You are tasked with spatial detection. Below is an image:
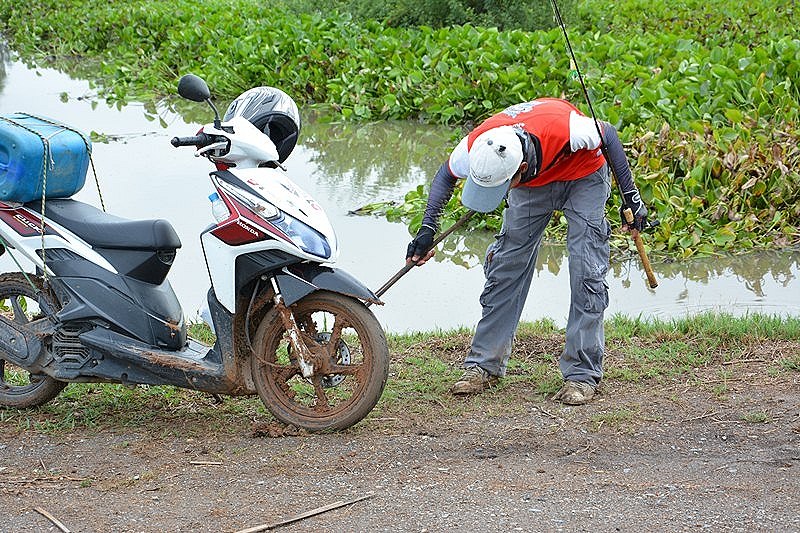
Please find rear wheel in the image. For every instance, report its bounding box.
[0,273,66,408]
[251,291,389,431]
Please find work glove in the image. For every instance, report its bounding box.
[619,188,649,232]
[406,225,435,261]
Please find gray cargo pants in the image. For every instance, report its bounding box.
[465,165,612,385]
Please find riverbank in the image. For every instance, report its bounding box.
[4,313,798,435]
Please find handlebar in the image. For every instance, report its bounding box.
[170,132,228,148]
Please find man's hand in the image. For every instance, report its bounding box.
[406,225,435,266]
[619,188,648,233]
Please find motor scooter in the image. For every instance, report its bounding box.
[0,74,389,431]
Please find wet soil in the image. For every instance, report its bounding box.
[2,359,799,533]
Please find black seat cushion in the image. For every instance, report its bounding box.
[28,199,181,250]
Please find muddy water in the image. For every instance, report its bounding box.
[1,53,798,333]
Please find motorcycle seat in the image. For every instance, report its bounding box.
[28,199,182,250]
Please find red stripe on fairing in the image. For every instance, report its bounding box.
[209,193,293,246]
[229,197,292,242]
[210,220,265,245]
[0,204,60,238]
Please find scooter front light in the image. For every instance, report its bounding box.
[228,186,279,219]
[269,212,331,259]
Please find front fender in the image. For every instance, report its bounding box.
[275,264,382,307]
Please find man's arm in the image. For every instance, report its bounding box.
[600,122,648,231]
[421,163,459,231]
[407,163,458,263]
[600,122,634,195]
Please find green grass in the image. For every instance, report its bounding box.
[2,312,798,435]
[590,406,640,431]
[741,411,772,424]
[187,322,215,345]
[781,355,800,372]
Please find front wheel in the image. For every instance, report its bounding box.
[250,291,389,431]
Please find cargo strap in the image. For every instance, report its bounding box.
[0,114,105,287]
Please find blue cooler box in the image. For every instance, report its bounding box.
[0,113,91,203]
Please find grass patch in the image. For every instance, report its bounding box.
[188,322,216,345]
[741,411,772,424]
[590,406,640,431]
[2,312,798,436]
[780,355,800,372]
[2,383,268,436]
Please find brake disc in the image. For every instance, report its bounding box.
[316,332,350,388]
[288,332,351,388]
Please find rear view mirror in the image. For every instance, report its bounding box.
[177,74,211,103]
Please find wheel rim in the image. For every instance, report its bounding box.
[257,298,377,422]
[0,358,46,395]
[0,282,51,396]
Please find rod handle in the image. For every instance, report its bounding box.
[622,207,658,288]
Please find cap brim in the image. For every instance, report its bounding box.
[461,177,511,213]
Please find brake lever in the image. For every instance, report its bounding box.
[195,141,229,157]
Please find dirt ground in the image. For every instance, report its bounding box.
[2,363,799,533]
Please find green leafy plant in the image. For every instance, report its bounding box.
[0,0,797,258]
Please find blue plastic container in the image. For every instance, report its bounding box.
[0,113,91,203]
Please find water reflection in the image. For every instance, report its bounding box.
[436,231,799,306]
[651,251,797,294]
[303,114,448,181]
[297,113,453,208]
[0,50,797,332]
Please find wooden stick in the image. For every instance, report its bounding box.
[623,207,658,288]
[632,231,658,288]
[680,411,719,423]
[234,495,373,533]
[34,508,71,533]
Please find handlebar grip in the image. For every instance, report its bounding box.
[170,134,207,147]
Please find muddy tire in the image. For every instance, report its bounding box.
[0,273,66,408]
[251,291,389,432]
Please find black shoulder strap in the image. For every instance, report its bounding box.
[517,130,541,184]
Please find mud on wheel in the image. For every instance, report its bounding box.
[250,291,389,432]
[0,273,66,408]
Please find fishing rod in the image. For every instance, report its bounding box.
[548,0,659,289]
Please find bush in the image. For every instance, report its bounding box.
[0,0,797,257]
[281,0,575,31]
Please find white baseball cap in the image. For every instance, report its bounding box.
[462,126,524,213]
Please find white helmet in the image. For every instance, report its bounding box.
[223,86,301,163]
[462,125,524,212]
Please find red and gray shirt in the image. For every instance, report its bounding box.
[448,98,606,187]
[421,98,634,230]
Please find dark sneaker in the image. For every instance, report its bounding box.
[554,381,596,405]
[451,366,499,395]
